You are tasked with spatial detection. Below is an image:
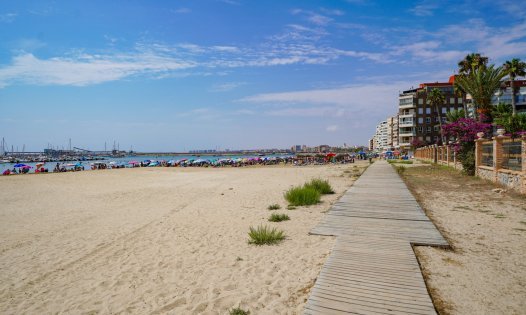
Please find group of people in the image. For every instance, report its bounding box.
[2,153,362,175]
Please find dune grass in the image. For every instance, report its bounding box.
[230,307,250,315]
[284,186,320,206]
[268,213,290,222]
[267,204,281,210]
[248,225,286,245]
[304,178,335,194]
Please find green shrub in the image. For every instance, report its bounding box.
[267,204,281,210]
[284,186,321,206]
[248,225,286,245]
[304,178,335,194]
[268,213,290,222]
[387,160,413,164]
[230,307,250,315]
[287,205,296,210]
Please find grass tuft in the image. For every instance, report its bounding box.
[287,205,297,210]
[248,225,286,245]
[304,178,335,194]
[284,186,321,206]
[230,307,250,315]
[267,204,281,210]
[396,165,406,175]
[268,213,290,222]
[388,160,413,164]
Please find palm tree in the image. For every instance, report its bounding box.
[458,53,489,75]
[503,58,526,116]
[428,88,446,143]
[455,65,506,122]
[456,53,489,118]
[446,109,465,123]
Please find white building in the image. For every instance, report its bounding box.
[372,120,389,151]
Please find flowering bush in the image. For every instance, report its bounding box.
[410,138,426,149]
[442,118,492,145]
[442,118,492,175]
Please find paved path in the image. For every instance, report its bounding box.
[305,161,449,315]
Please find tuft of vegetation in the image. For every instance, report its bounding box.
[236,256,243,261]
[387,160,413,164]
[396,165,406,175]
[230,307,250,315]
[267,204,281,210]
[284,186,321,206]
[287,205,297,210]
[248,225,286,245]
[304,178,335,194]
[268,213,290,222]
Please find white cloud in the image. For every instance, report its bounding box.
[409,1,439,16]
[0,52,195,87]
[0,13,17,23]
[326,125,339,132]
[308,14,332,26]
[210,82,245,92]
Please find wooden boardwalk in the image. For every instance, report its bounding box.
[305,161,449,314]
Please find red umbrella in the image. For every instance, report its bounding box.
[326,152,336,158]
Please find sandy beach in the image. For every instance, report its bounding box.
[0,163,364,314]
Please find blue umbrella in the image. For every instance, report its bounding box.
[13,163,26,167]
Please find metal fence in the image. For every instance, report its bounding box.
[502,140,522,171]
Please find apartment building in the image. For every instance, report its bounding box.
[493,79,526,112]
[398,80,465,150]
[387,115,399,149]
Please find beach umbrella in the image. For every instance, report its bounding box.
[326,152,336,158]
[13,163,26,167]
[36,162,45,167]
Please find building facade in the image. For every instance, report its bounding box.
[398,81,465,150]
[387,115,399,150]
[492,80,526,112]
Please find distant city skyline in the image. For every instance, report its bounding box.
[1,0,525,151]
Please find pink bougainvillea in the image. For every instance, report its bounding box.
[442,118,492,144]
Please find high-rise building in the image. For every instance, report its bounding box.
[398,80,465,150]
[372,120,389,151]
[387,115,399,150]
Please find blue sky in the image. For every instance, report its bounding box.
[1,0,525,152]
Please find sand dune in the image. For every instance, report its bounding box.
[0,163,363,314]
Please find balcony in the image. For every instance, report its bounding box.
[399,142,411,147]
[399,103,416,109]
[399,121,415,127]
[399,132,416,137]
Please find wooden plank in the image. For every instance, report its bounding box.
[304,161,448,314]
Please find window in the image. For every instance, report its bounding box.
[418,117,423,124]
[450,97,455,104]
[458,97,463,103]
[418,108,423,114]
[450,107,455,112]
[435,117,439,122]
[425,108,431,114]
[427,126,431,132]
[418,98,423,104]
[441,107,447,113]
[441,117,447,123]
[417,126,423,132]
[425,117,431,123]
[426,136,431,141]
[434,126,439,131]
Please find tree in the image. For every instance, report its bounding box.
[503,58,526,116]
[455,65,506,122]
[458,53,488,75]
[428,88,446,143]
[491,102,512,120]
[456,53,489,119]
[446,109,465,123]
